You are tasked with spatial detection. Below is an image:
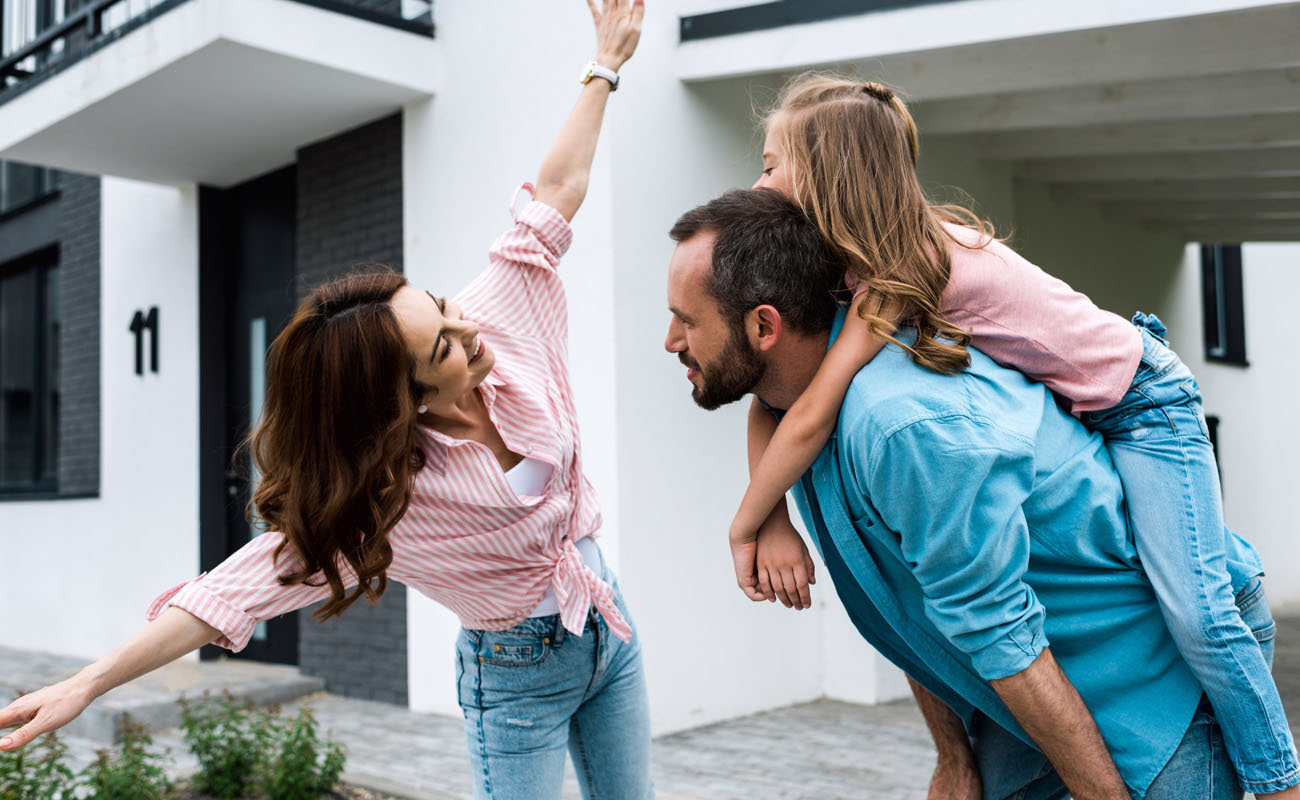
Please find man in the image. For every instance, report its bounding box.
[664,189,1283,800]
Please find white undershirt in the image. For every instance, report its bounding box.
[505,457,602,618]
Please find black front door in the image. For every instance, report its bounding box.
[199,165,299,664]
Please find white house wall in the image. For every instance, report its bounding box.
[1163,244,1300,608]
[0,178,199,659]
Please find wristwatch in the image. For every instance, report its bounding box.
[579,60,619,91]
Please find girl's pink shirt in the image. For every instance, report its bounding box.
[146,189,631,650]
[846,223,1142,413]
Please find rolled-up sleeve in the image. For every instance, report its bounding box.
[455,185,574,342]
[145,531,342,652]
[856,416,1048,680]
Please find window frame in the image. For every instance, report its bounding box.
[0,245,59,495]
[1200,243,1248,367]
[0,161,60,218]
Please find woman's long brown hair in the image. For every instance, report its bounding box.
[771,74,997,374]
[245,271,426,621]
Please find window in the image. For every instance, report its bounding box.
[0,161,59,215]
[1200,243,1247,366]
[0,248,59,493]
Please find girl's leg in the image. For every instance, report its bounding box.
[1085,314,1297,796]
[455,617,594,799]
[567,576,654,799]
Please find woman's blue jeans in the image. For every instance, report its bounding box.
[1080,312,1298,795]
[454,568,654,799]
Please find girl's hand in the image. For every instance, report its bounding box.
[755,520,816,610]
[587,0,644,71]
[0,678,95,751]
[729,519,767,603]
[730,533,766,603]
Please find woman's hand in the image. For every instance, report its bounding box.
[588,0,644,71]
[0,607,218,750]
[0,678,95,751]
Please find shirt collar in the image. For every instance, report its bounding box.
[416,365,506,465]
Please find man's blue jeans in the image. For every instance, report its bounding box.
[1080,313,1297,794]
[454,567,653,799]
[976,576,1279,799]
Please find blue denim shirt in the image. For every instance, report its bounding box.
[787,314,1206,798]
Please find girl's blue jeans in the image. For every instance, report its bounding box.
[454,567,654,799]
[1080,312,1298,795]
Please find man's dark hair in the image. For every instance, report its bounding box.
[669,188,842,335]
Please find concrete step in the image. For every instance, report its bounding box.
[0,646,325,744]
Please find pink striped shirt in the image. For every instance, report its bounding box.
[147,187,631,649]
[847,223,1142,412]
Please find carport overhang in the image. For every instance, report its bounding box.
[678,0,1300,241]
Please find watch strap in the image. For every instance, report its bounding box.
[580,60,619,91]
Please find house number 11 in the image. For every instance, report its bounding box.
[129,306,159,375]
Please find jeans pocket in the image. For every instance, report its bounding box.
[1236,577,1277,653]
[474,631,554,668]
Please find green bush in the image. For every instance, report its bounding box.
[179,693,271,799]
[0,729,76,800]
[257,707,345,800]
[1,698,347,800]
[77,717,174,800]
[178,696,347,800]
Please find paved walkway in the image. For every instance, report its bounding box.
[5,607,1298,799]
[2,648,938,799]
[23,692,937,799]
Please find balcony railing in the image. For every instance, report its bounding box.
[0,0,432,101]
[680,0,967,41]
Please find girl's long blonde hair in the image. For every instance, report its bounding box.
[770,74,995,374]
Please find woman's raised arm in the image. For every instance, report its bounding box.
[0,607,218,751]
[533,0,643,221]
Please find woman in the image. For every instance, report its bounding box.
[0,2,651,798]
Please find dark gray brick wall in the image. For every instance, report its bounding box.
[296,113,403,295]
[299,588,409,704]
[0,170,100,498]
[56,174,101,497]
[294,112,408,705]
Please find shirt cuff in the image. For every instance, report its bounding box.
[511,184,573,259]
[969,617,1049,681]
[145,575,259,653]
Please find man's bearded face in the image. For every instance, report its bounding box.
[678,320,765,411]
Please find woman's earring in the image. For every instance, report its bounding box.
[418,403,428,414]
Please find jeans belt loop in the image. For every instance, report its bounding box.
[552,615,566,646]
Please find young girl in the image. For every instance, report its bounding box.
[0,3,653,798]
[732,74,1298,796]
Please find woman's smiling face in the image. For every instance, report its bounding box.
[389,286,495,414]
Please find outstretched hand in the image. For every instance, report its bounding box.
[0,678,94,751]
[587,0,644,71]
